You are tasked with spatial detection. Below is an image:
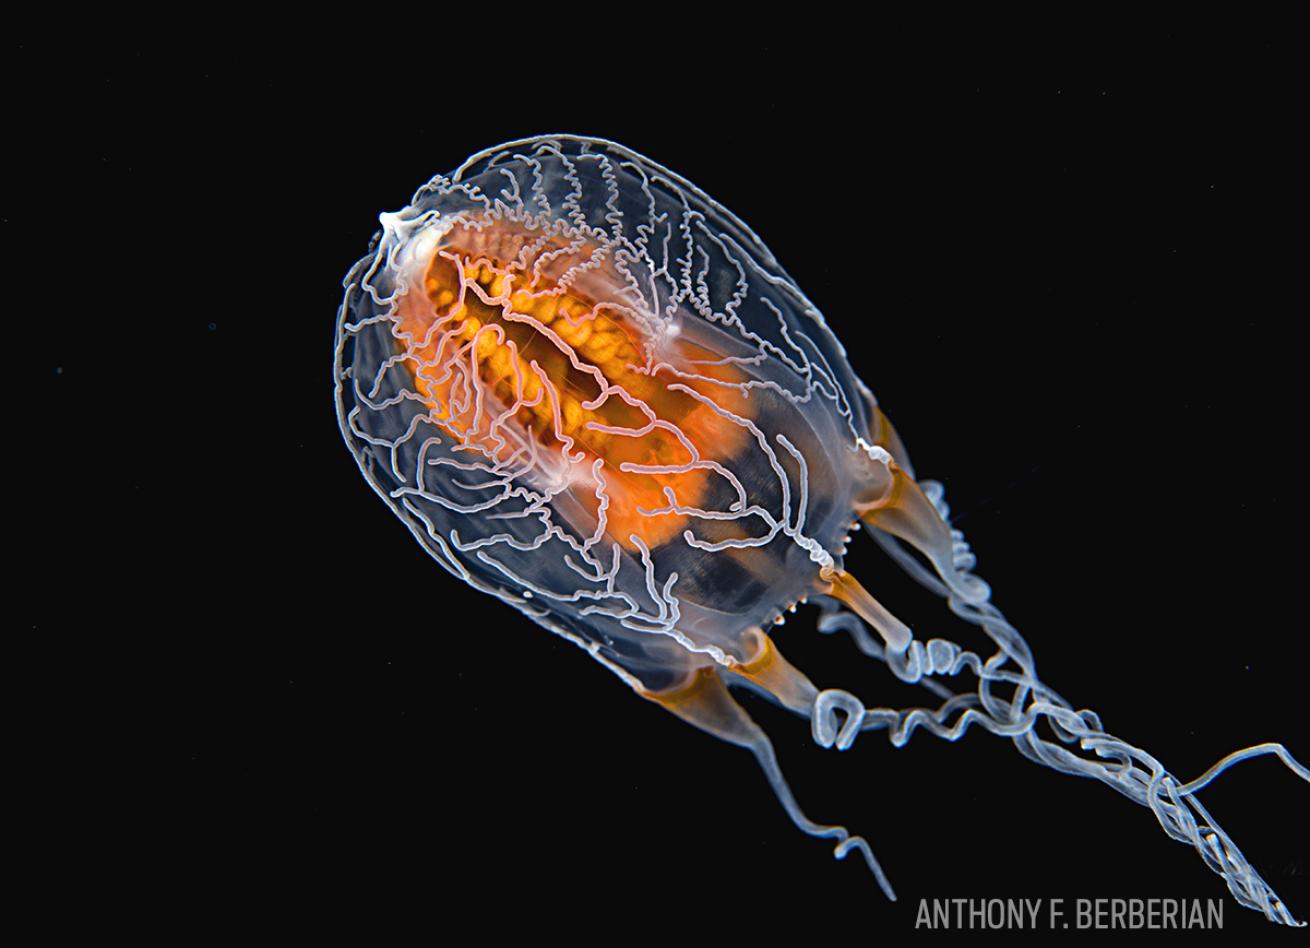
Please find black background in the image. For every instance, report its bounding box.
[20,34,1307,938]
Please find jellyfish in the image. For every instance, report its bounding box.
[333,135,1308,926]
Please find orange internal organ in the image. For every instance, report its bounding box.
[395,219,751,551]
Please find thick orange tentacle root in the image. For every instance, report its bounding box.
[641,666,766,747]
[728,630,819,713]
[821,569,913,652]
[857,413,989,603]
[641,636,816,740]
[393,217,751,551]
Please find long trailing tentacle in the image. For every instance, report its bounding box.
[641,664,897,900]
[814,477,1309,927]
